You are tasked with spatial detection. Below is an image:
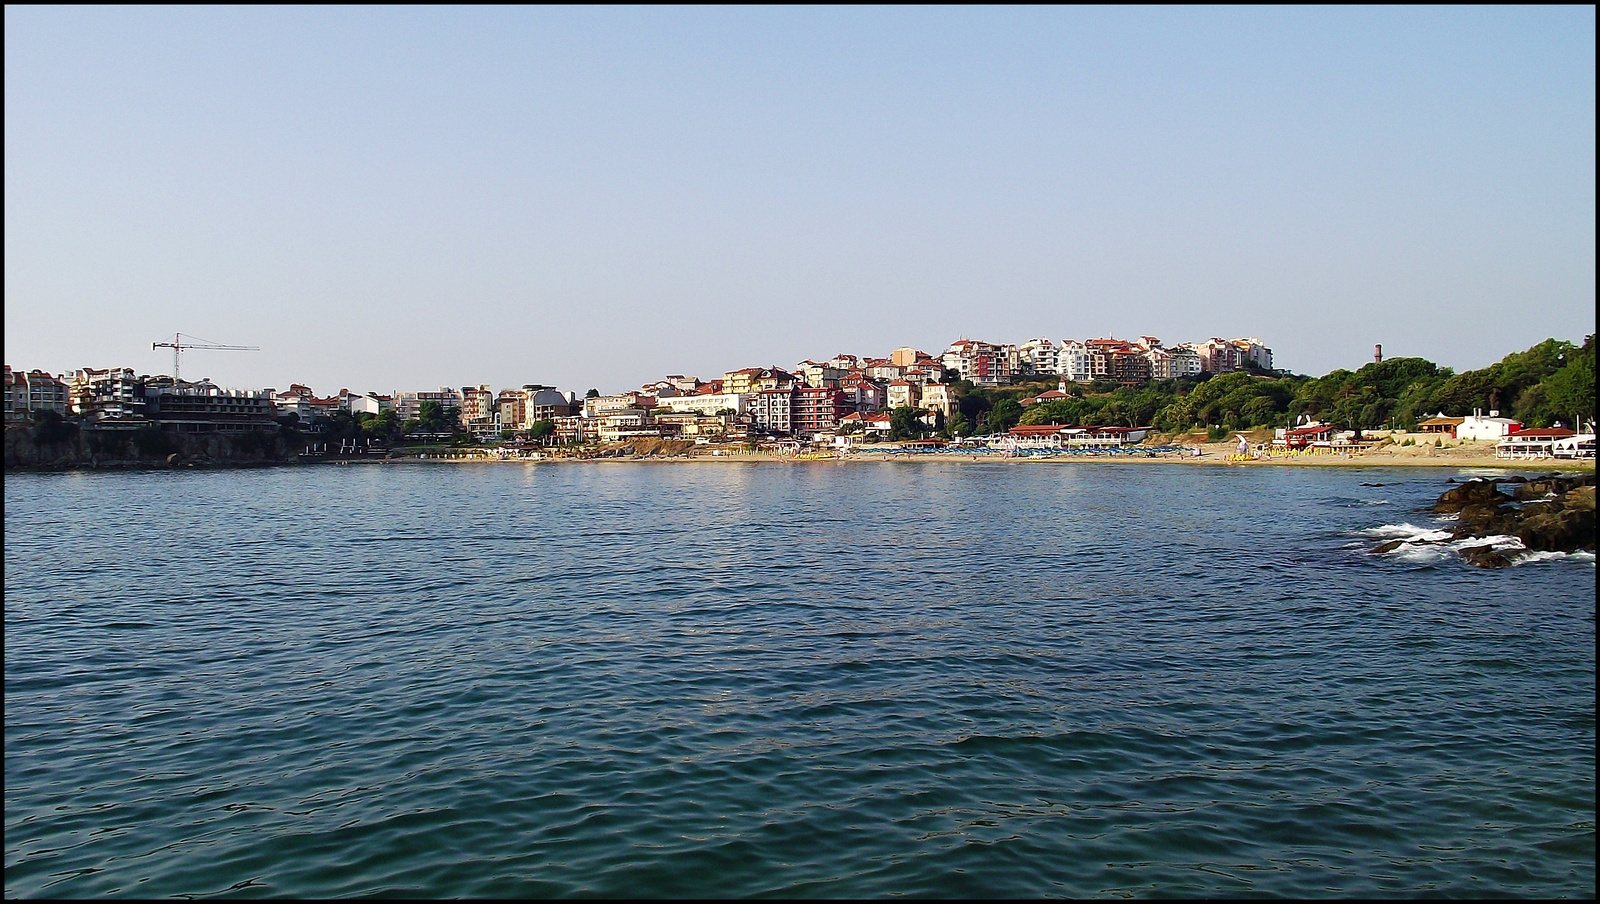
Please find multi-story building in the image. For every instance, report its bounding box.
[1232,338,1274,371]
[141,379,277,433]
[5,367,71,424]
[1178,338,1271,374]
[1058,341,1092,383]
[393,387,465,422]
[753,388,794,434]
[941,339,1016,385]
[71,367,144,423]
[890,347,923,367]
[553,415,592,444]
[2,366,16,424]
[1082,339,1138,382]
[800,362,846,389]
[595,409,655,442]
[497,390,527,430]
[663,375,702,394]
[904,355,948,384]
[866,361,906,382]
[268,384,319,423]
[1018,338,1059,376]
[920,382,955,420]
[347,393,392,416]
[793,386,847,435]
[887,379,921,410]
[838,375,885,414]
[1145,346,1203,379]
[460,384,494,430]
[651,411,733,437]
[527,388,578,422]
[585,391,653,419]
[754,368,801,392]
[654,392,749,417]
[1108,350,1153,385]
[722,367,765,396]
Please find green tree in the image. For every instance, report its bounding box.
[416,400,446,431]
[528,419,556,441]
[365,408,399,439]
[1540,334,1595,427]
[888,406,923,440]
[987,398,1023,433]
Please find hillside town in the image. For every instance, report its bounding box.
[6,333,1594,462]
[5,335,1272,444]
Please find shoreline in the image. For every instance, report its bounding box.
[367,449,1597,471]
[8,447,1594,474]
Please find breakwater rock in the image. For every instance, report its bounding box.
[1411,474,1597,566]
[4,424,304,471]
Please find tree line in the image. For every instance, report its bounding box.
[944,335,1595,437]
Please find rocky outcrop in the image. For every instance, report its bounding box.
[5,424,304,471]
[1392,474,1597,566]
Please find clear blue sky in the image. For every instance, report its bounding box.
[5,6,1594,395]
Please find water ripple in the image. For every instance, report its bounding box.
[5,463,1594,897]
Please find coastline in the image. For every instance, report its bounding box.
[369,446,1597,471]
[7,441,1594,473]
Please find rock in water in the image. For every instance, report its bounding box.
[1560,484,1594,512]
[1430,472,1598,561]
[1461,547,1515,568]
[1433,478,1511,513]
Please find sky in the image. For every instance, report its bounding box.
[5,6,1594,396]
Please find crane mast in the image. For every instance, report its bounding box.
[150,333,260,381]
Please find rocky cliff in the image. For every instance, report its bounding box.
[4,424,305,470]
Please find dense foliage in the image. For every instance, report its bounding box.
[950,335,1594,436]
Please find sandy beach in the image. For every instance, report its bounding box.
[395,440,1594,471]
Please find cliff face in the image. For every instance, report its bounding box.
[4,424,303,470]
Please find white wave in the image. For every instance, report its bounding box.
[1355,523,1453,543]
[1358,499,1391,506]
[1447,533,1525,555]
[1385,543,1455,564]
[1370,530,1596,567]
[1516,549,1596,565]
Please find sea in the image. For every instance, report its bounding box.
[4,461,1594,898]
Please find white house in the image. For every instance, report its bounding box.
[1457,412,1522,441]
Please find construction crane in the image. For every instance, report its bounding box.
[151,333,260,382]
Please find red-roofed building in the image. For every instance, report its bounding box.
[1496,428,1577,460]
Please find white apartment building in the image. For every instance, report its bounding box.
[70,367,143,422]
[1057,341,1092,383]
[1018,338,1059,376]
[753,389,793,433]
[654,392,749,416]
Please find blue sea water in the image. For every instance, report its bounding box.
[4,461,1594,898]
